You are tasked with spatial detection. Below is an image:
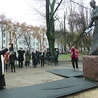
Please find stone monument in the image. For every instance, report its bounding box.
[83,0,98,81]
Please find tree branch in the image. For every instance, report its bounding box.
[70,0,89,9]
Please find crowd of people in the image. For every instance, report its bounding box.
[0,46,60,89]
[3,48,59,72]
[3,46,79,72]
[0,44,79,89]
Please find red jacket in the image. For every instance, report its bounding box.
[70,48,78,58]
[4,52,9,64]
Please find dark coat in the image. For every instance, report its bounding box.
[32,52,38,66]
[54,51,58,59]
[9,53,17,64]
[17,50,25,61]
[40,52,45,60]
[46,51,51,60]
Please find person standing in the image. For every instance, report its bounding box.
[25,50,31,68]
[40,52,45,67]
[35,50,40,64]
[46,50,52,65]
[17,48,25,68]
[70,46,79,69]
[3,52,9,72]
[9,51,17,72]
[54,50,59,66]
[31,51,38,68]
[0,44,11,89]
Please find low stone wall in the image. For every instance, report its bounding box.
[83,55,98,81]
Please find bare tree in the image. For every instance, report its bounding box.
[67,0,91,53]
[0,14,13,48]
[46,0,63,54]
[20,23,31,51]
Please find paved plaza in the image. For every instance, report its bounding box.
[2,61,98,98]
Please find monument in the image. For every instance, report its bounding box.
[85,0,98,55]
[83,0,98,81]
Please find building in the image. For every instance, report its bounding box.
[0,22,59,53]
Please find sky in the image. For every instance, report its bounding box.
[0,0,45,26]
[0,0,98,27]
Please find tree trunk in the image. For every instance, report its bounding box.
[46,0,63,54]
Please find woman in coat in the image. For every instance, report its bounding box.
[70,46,79,69]
[9,51,17,72]
[0,44,11,89]
[17,48,25,68]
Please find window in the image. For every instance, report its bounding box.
[33,42,35,46]
[19,41,21,44]
[3,40,5,44]
[36,42,38,45]
[21,40,24,44]
[24,41,27,45]
[3,33,5,37]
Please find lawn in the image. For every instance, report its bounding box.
[58,53,83,60]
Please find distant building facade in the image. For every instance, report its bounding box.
[0,23,60,53]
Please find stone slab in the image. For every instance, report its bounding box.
[0,77,97,98]
[47,68,83,77]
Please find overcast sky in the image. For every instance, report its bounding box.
[0,0,97,26]
[0,0,45,26]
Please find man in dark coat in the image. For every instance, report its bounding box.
[54,50,59,66]
[32,51,38,68]
[17,48,25,68]
[0,44,11,89]
[40,52,45,67]
[46,50,52,65]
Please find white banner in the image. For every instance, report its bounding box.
[1,55,5,75]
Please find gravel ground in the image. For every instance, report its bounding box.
[5,61,98,98]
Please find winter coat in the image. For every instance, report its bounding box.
[17,50,25,61]
[9,53,17,64]
[32,52,38,66]
[3,52,9,64]
[40,52,45,60]
[25,51,31,62]
[70,48,78,58]
[54,51,58,59]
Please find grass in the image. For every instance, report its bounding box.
[58,53,83,60]
[59,53,70,59]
